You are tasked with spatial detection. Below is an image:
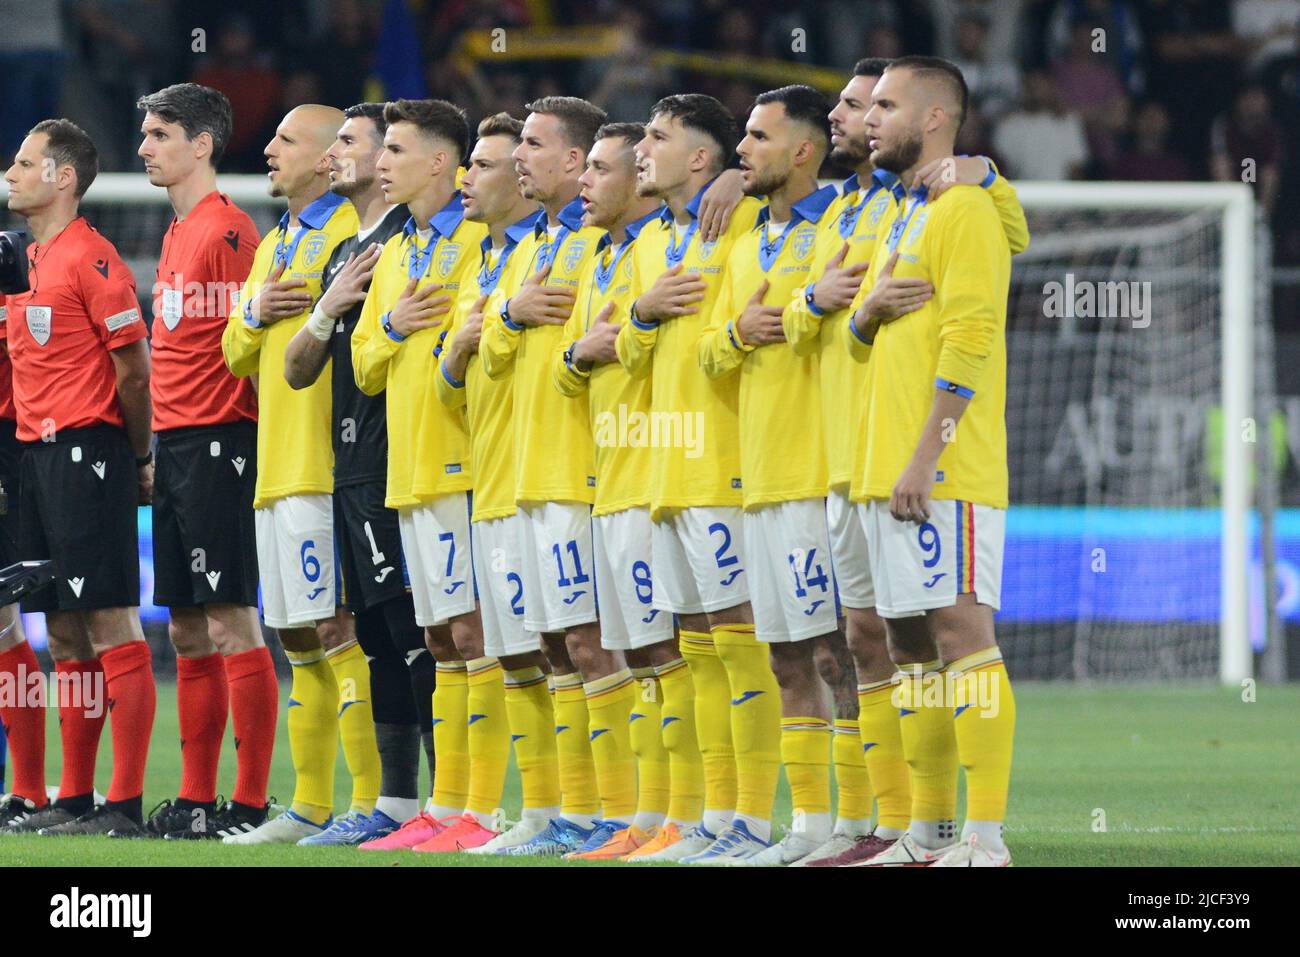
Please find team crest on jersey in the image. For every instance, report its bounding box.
[905,210,929,247]
[867,195,889,227]
[792,228,815,262]
[697,238,718,261]
[25,305,52,346]
[562,239,587,273]
[436,242,462,278]
[300,232,327,269]
[622,256,634,278]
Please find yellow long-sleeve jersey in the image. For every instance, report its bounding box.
[222,191,357,507]
[479,196,603,505]
[553,210,661,517]
[849,184,1013,508]
[434,211,542,522]
[785,165,1030,493]
[699,184,839,510]
[351,195,487,509]
[616,183,764,519]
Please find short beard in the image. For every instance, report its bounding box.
[743,168,786,199]
[331,172,374,198]
[830,139,869,169]
[871,128,923,175]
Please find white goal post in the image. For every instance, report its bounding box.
[0,176,1260,684]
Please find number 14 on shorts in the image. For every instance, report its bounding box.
[788,546,829,615]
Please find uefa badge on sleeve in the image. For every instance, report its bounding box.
[25,305,52,346]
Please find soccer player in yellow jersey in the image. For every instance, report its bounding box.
[848,57,1019,867]
[350,99,516,852]
[476,96,612,856]
[694,85,843,865]
[785,58,1030,867]
[435,113,564,855]
[551,122,674,860]
[221,105,379,844]
[618,94,778,863]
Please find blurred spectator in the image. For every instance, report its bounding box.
[1046,0,1146,94]
[822,0,907,70]
[430,0,531,58]
[955,104,1009,173]
[1211,84,1283,216]
[75,1,179,170]
[585,12,674,122]
[929,0,1028,63]
[1109,101,1193,180]
[952,12,1022,118]
[1138,0,1239,177]
[192,18,282,172]
[1053,21,1131,172]
[427,56,494,124]
[993,70,1089,179]
[0,0,64,161]
[1231,0,1300,73]
[865,23,905,60]
[298,0,374,110]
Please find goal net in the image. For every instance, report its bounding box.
[1002,182,1265,681]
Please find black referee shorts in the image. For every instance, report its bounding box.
[19,425,139,613]
[0,419,23,571]
[153,422,259,608]
[335,480,409,613]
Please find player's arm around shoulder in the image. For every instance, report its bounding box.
[222,242,271,378]
[697,244,755,379]
[929,187,1009,396]
[982,162,1030,256]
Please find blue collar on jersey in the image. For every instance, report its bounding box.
[278,189,347,234]
[755,182,839,229]
[595,206,667,257]
[479,208,543,258]
[658,176,715,226]
[403,191,466,244]
[534,195,586,238]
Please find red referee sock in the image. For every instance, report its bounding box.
[176,652,228,804]
[226,646,278,809]
[0,642,48,806]
[55,658,107,801]
[99,641,156,804]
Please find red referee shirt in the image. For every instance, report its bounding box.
[151,190,259,431]
[0,297,15,422]
[4,217,146,442]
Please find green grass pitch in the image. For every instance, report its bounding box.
[1,682,1297,866]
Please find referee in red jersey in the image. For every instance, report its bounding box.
[0,291,43,829]
[2,119,156,836]
[135,84,278,840]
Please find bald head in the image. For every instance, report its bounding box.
[265,104,346,200]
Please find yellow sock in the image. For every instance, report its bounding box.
[503,666,560,815]
[628,668,669,828]
[325,642,381,814]
[465,657,509,823]
[832,718,873,831]
[679,630,733,834]
[584,669,638,824]
[896,660,958,839]
[284,648,338,824]
[781,717,833,843]
[713,623,781,840]
[655,655,703,826]
[430,661,469,816]
[553,671,599,822]
[949,649,1016,824]
[857,679,910,833]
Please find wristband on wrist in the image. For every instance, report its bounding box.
[804,283,825,317]
[381,311,405,342]
[242,299,263,329]
[848,310,874,346]
[136,451,153,468]
[501,298,523,331]
[306,301,335,341]
[629,300,657,330]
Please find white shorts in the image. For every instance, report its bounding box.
[827,487,874,610]
[860,498,1005,619]
[472,514,542,658]
[255,494,335,629]
[744,498,839,643]
[593,508,674,651]
[398,493,476,627]
[517,502,597,633]
[651,506,749,615]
